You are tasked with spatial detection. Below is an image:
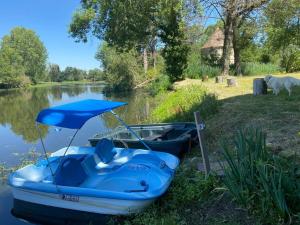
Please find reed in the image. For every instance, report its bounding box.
[222,128,300,224]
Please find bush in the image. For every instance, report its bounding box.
[239,62,281,76]
[222,128,300,224]
[185,63,221,79]
[150,85,219,122]
[97,43,143,92]
[148,74,172,95]
[184,52,221,79]
[281,45,300,73]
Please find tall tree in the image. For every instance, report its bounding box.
[202,0,270,76]
[48,64,61,82]
[159,0,190,81]
[0,27,48,83]
[264,0,300,72]
[69,0,195,82]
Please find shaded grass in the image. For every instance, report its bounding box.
[202,73,300,154]
[171,73,300,155]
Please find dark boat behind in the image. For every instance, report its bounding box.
[89,122,197,158]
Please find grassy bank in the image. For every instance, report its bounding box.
[122,72,300,225]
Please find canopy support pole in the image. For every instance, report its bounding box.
[36,122,60,192]
[55,129,80,175]
[110,110,152,151]
[36,123,55,178]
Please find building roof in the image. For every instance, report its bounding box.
[201,27,224,49]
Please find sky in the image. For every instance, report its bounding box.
[0,0,100,70]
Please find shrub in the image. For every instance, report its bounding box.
[148,74,172,95]
[239,62,281,76]
[150,85,219,122]
[96,43,143,92]
[281,45,300,73]
[222,128,300,224]
[184,52,221,79]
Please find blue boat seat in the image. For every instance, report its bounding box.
[95,138,116,164]
[54,156,87,187]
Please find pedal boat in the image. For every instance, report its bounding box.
[8,99,179,216]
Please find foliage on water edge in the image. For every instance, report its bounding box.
[222,128,300,224]
[0,149,41,184]
[150,85,219,122]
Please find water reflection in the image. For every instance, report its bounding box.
[0,84,155,166]
[103,91,155,128]
[0,88,49,142]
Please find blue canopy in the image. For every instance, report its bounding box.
[36,99,127,129]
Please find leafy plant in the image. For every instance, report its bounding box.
[148,74,172,95]
[222,128,300,224]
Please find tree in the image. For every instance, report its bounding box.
[48,64,61,82]
[0,27,48,84]
[96,43,143,91]
[264,0,300,72]
[159,0,190,81]
[201,0,270,76]
[88,68,104,81]
[69,0,195,82]
[61,67,85,81]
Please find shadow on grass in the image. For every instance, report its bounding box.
[204,87,300,152]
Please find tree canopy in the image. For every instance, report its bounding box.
[69,0,198,82]
[0,27,48,87]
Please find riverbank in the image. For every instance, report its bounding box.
[0,80,105,91]
[33,80,105,88]
[122,73,300,225]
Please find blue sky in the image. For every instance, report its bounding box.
[0,0,100,70]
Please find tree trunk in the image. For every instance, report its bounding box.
[221,14,233,76]
[232,19,242,76]
[143,48,148,74]
[152,50,156,69]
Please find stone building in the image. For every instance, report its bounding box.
[201,27,234,64]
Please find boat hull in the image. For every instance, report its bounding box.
[12,199,110,225]
[12,187,153,215]
[89,122,197,158]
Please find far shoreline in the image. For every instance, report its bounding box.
[0,80,106,91]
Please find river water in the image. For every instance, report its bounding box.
[0,83,155,224]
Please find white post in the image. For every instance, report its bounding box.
[194,111,210,176]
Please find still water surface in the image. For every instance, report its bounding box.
[0,83,155,224]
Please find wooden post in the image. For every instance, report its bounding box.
[202,75,209,82]
[215,76,225,83]
[194,111,210,176]
[253,78,267,95]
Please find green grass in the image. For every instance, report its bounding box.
[198,73,300,154]
[149,85,219,122]
[239,62,282,76]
